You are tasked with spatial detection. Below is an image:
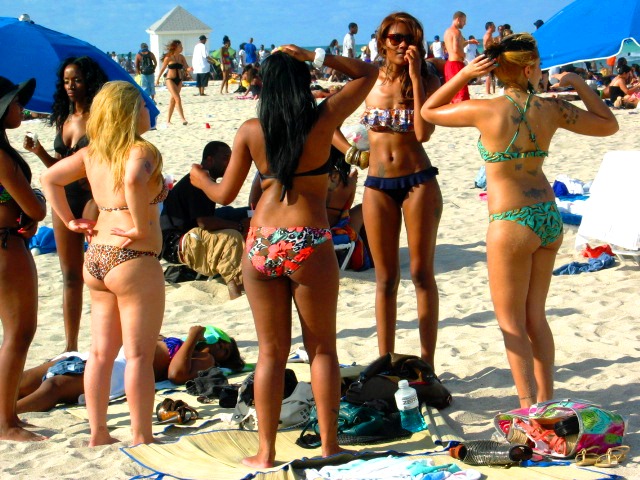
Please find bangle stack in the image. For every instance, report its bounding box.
[345,145,370,169]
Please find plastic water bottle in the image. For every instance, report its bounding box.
[394,380,427,432]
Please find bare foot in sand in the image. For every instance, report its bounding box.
[89,433,120,447]
[323,446,353,457]
[242,454,275,469]
[0,426,47,442]
[15,417,34,428]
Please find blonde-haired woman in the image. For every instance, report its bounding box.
[42,80,166,445]
[156,40,189,125]
[421,34,618,407]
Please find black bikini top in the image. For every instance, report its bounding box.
[54,133,89,158]
[167,63,183,70]
[258,159,332,201]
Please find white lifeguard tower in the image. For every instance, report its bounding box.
[146,5,211,67]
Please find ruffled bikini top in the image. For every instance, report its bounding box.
[97,184,169,212]
[360,107,414,133]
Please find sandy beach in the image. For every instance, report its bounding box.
[1,81,638,478]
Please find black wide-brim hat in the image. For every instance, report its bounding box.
[0,76,36,119]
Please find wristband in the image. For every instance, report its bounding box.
[313,48,326,69]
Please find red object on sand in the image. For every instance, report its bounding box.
[205,123,211,129]
[582,244,613,258]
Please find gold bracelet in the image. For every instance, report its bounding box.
[358,150,370,169]
[345,145,358,166]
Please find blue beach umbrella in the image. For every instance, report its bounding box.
[533,0,640,70]
[0,16,160,125]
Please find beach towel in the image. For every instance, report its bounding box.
[552,253,615,275]
[121,407,611,480]
[576,151,640,251]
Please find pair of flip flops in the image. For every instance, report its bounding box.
[575,446,630,467]
[155,398,199,424]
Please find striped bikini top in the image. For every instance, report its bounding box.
[477,93,548,163]
[360,107,414,133]
[97,184,169,212]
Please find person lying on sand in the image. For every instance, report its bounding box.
[16,325,243,414]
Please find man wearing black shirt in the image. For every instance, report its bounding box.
[161,141,245,299]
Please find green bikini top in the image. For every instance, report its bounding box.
[477,92,548,163]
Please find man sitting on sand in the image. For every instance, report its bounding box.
[17,326,244,413]
[160,142,246,299]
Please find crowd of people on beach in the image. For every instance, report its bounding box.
[0,10,621,471]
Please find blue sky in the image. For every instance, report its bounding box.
[8,0,574,53]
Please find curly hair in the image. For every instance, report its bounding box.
[484,33,539,89]
[258,52,319,196]
[49,56,108,131]
[377,12,431,104]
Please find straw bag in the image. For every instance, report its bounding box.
[494,398,626,459]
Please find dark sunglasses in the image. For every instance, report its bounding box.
[386,33,415,46]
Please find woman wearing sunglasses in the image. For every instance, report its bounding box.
[334,12,442,369]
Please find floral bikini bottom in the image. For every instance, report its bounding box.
[246,226,332,278]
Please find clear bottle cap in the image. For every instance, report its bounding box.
[398,379,409,388]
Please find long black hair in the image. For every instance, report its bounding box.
[258,52,319,194]
[49,56,108,131]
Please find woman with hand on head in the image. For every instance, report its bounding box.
[42,81,167,446]
[333,12,442,368]
[156,40,189,125]
[23,56,107,353]
[421,34,618,407]
[190,45,377,467]
[0,77,47,441]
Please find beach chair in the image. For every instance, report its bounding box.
[576,151,640,263]
[334,240,356,271]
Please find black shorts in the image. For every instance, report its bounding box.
[195,73,210,88]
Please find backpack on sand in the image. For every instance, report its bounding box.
[345,353,453,411]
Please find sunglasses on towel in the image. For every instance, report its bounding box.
[386,33,415,46]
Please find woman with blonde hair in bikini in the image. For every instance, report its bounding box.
[421,34,618,407]
[156,39,189,125]
[190,45,377,468]
[42,80,167,445]
[333,12,442,368]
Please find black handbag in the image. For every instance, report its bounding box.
[345,353,452,410]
